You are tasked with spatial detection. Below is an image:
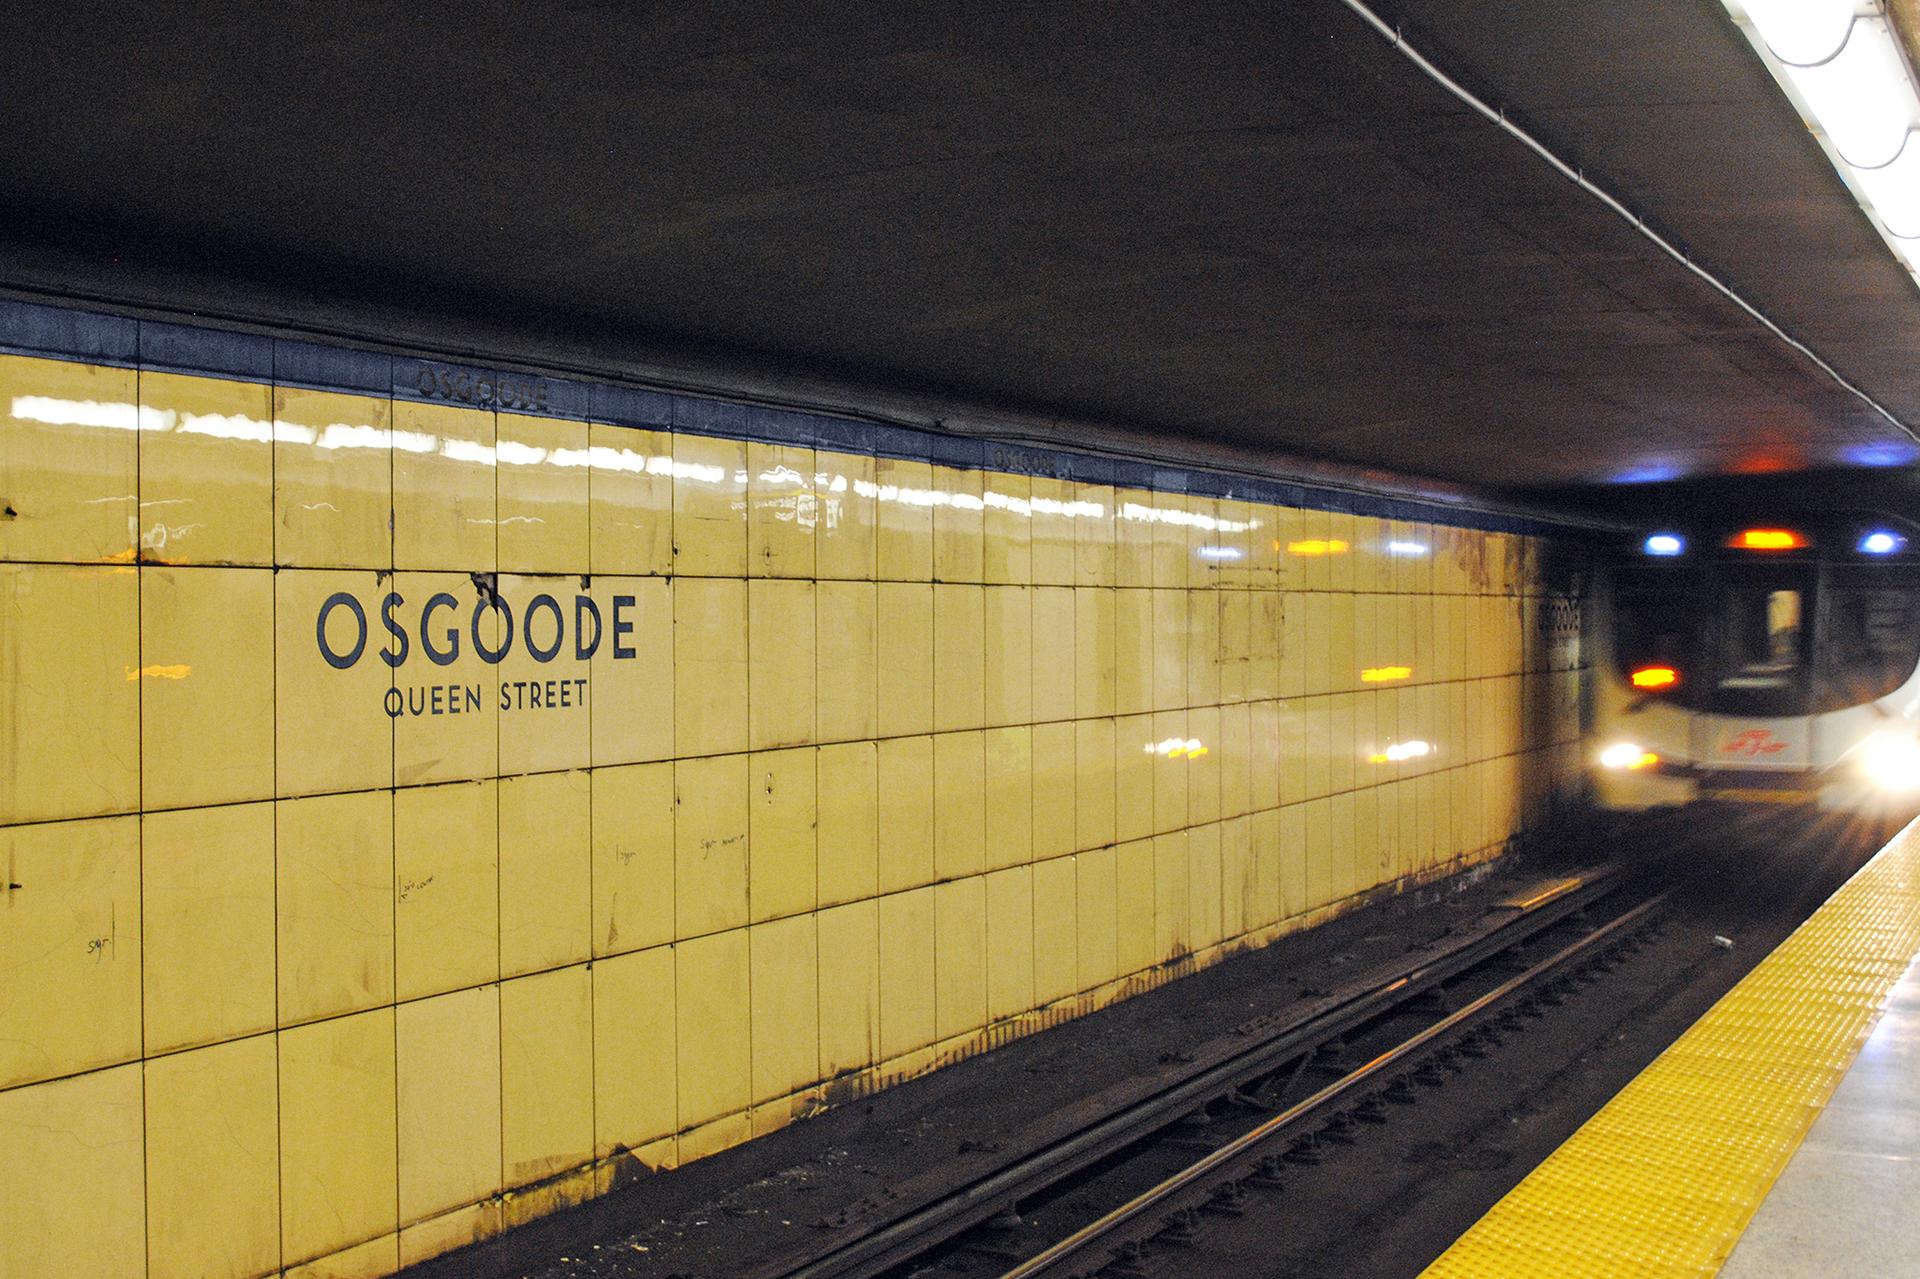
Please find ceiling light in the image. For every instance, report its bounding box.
[1854,140,1920,237]
[1782,18,1920,170]
[1744,0,1857,66]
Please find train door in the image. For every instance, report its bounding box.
[1693,563,1813,769]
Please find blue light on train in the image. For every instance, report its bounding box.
[1643,534,1685,557]
[1859,530,1905,555]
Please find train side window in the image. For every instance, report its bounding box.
[1718,588,1802,690]
[1825,588,1920,707]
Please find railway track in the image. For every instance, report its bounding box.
[762,863,1670,1279]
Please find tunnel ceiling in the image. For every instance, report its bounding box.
[4,1,1920,503]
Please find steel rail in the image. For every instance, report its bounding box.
[769,867,1624,1279]
[996,891,1669,1279]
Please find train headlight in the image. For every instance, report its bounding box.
[1859,730,1920,792]
[1600,742,1659,771]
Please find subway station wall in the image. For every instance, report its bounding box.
[0,313,1587,1279]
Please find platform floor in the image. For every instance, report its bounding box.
[1424,817,1920,1278]
[1719,956,1920,1278]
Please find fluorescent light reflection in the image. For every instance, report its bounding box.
[1783,18,1920,169]
[1367,740,1432,764]
[1744,0,1856,66]
[1386,540,1428,556]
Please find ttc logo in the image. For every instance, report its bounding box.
[1722,728,1787,756]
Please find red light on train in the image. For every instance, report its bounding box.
[1630,666,1679,690]
[1729,528,1807,551]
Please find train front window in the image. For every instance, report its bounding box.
[1718,588,1803,690]
[1613,589,1694,678]
[1824,586,1920,708]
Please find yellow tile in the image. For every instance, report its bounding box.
[815,449,878,580]
[274,387,391,568]
[677,928,752,1127]
[1033,855,1078,1005]
[1187,495,1220,588]
[1028,475,1077,585]
[0,355,137,563]
[143,803,275,1054]
[817,900,880,1078]
[878,887,936,1059]
[1075,587,1117,718]
[1246,503,1281,589]
[1187,590,1221,709]
[278,791,393,1025]
[1355,786,1384,891]
[1303,797,1334,908]
[1151,710,1188,834]
[1279,803,1309,918]
[398,985,502,1225]
[1031,585,1077,723]
[930,730,988,882]
[1151,588,1187,712]
[1149,494,1189,589]
[141,565,274,808]
[672,432,748,577]
[394,780,498,1001]
[877,582,934,737]
[1278,592,1306,699]
[591,761,675,956]
[933,583,986,732]
[676,754,750,937]
[145,1034,280,1279]
[588,423,674,575]
[983,725,1033,871]
[877,735,935,892]
[1329,691,1357,797]
[984,585,1033,727]
[496,575,592,775]
[590,576,673,765]
[1188,703,1221,825]
[390,571,500,786]
[750,578,817,749]
[397,1199,501,1268]
[1114,713,1155,843]
[1031,720,1078,860]
[1188,822,1223,950]
[1219,700,1252,819]
[751,747,817,922]
[1219,589,1250,704]
[934,876,987,1040]
[817,741,878,906]
[984,866,1035,1021]
[817,580,877,742]
[499,770,591,976]
[1114,490,1155,588]
[1217,499,1255,587]
[674,576,748,757]
[1114,587,1153,716]
[1329,511,1357,592]
[275,568,392,797]
[933,464,984,582]
[137,371,272,565]
[497,413,588,573]
[1249,699,1280,813]
[284,1233,399,1279]
[750,914,819,1102]
[1115,838,1156,976]
[1153,831,1190,961]
[1246,808,1283,931]
[279,1009,398,1266]
[982,471,1031,584]
[592,943,677,1157]
[877,456,935,581]
[392,400,494,571]
[501,965,594,1188]
[0,1063,145,1279]
[1304,695,1333,799]
[0,815,139,1089]
[0,563,137,824]
[1076,844,1118,990]
[1249,591,1283,701]
[748,441,817,578]
[1075,483,1116,586]
[1075,718,1116,852]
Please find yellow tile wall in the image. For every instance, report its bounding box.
[0,351,1588,1279]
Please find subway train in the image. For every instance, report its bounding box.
[1593,513,1920,811]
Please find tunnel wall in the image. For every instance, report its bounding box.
[0,302,1587,1279]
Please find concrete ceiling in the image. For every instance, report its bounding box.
[2,0,1917,505]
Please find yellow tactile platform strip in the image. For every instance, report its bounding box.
[1423,819,1920,1278]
